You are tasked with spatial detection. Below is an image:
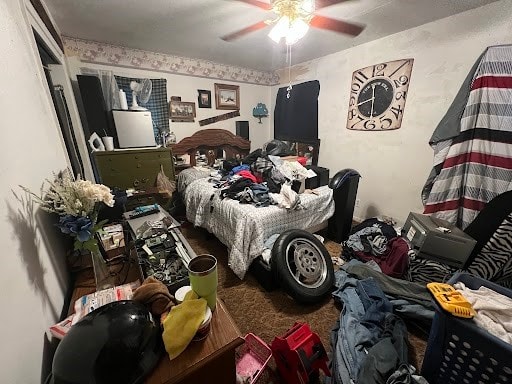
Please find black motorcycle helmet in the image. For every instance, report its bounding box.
[51,300,163,384]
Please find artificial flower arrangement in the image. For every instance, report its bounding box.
[21,169,115,252]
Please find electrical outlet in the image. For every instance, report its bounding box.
[355,199,361,208]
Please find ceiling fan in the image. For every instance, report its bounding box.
[221,0,365,45]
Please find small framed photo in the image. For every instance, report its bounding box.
[214,83,240,110]
[197,90,211,108]
[169,100,196,122]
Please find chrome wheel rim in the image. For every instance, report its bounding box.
[285,238,327,289]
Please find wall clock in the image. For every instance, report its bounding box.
[346,58,414,131]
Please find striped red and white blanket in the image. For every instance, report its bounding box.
[423,45,512,229]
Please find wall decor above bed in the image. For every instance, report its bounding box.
[169,100,196,122]
[197,89,211,108]
[198,110,240,126]
[215,83,240,110]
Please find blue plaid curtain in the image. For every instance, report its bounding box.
[115,76,169,141]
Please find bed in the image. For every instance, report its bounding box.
[171,129,335,279]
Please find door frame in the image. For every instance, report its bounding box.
[21,0,95,181]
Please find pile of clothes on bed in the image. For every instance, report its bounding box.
[207,149,315,210]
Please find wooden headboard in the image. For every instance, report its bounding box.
[169,129,251,166]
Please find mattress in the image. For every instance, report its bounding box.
[181,174,334,279]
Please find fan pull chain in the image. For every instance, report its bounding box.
[286,44,293,99]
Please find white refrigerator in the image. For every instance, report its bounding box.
[112,110,157,148]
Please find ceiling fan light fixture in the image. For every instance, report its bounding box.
[222,0,364,43]
[286,18,309,45]
[268,15,309,45]
[268,15,290,43]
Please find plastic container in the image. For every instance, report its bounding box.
[421,272,512,384]
[235,333,273,384]
[174,285,192,303]
[119,89,128,110]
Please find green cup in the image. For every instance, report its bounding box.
[188,254,218,311]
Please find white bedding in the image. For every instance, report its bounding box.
[177,166,211,193]
[181,173,334,279]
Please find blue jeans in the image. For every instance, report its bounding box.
[336,260,435,323]
[328,272,392,383]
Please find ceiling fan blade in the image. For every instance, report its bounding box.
[233,0,273,10]
[315,0,351,10]
[310,15,365,36]
[220,21,269,42]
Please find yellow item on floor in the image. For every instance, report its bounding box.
[427,282,476,318]
[162,290,207,360]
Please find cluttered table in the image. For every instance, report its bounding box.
[66,223,243,384]
[146,298,243,384]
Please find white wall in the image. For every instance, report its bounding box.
[271,0,512,223]
[65,57,273,151]
[0,0,72,382]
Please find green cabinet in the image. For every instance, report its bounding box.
[93,148,175,190]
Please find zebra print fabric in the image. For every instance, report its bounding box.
[409,213,512,287]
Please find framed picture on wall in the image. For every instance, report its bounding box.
[169,100,196,122]
[197,90,211,108]
[215,83,240,110]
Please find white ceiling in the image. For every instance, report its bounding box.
[45,0,498,71]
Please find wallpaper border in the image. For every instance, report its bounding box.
[63,37,279,86]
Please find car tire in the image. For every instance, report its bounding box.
[271,229,334,304]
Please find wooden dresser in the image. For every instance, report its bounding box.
[93,148,175,190]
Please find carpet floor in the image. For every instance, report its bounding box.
[180,224,428,382]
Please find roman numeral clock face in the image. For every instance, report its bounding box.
[346,59,414,131]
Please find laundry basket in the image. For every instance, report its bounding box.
[235,333,273,384]
[421,272,512,384]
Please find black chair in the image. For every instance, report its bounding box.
[463,190,512,266]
